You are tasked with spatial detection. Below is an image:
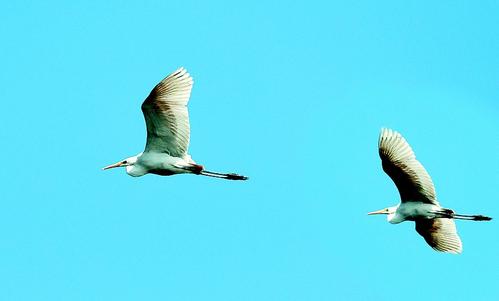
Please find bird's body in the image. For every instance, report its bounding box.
[120,152,192,177]
[369,128,491,254]
[103,68,247,181]
[385,202,441,224]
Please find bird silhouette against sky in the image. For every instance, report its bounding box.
[369,128,491,254]
[103,68,248,181]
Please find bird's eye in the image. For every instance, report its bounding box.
[122,160,127,164]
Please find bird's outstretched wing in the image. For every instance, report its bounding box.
[378,128,438,204]
[415,218,462,254]
[141,68,193,157]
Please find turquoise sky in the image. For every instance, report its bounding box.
[1,1,498,300]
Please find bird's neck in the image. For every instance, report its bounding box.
[125,154,146,177]
[126,164,147,177]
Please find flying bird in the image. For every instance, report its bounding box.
[103,68,248,181]
[369,128,491,254]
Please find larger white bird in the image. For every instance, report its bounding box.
[103,68,248,181]
[369,128,491,254]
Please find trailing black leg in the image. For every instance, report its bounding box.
[433,209,492,221]
[200,170,248,181]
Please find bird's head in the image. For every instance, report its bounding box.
[102,156,138,171]
[368,206,397,221]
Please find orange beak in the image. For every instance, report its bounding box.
[368,208,388,215]
[102,161,125,170]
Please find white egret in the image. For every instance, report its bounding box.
[369,128,491,254]
[103,67,248,181]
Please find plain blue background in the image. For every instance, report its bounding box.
[1,1,498,300]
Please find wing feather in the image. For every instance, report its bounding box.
[378,128,438,204]
[141,67,193,157]
[415,218,462,254]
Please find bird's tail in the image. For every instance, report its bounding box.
[200,170,248,181]
[435,209,492,221]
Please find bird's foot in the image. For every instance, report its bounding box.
[225,173,248,180]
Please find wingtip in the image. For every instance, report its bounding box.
[379,128,406,146]
[380,127,398,136]
[176,67,193,83]
[379,127,391,138]
[171,67,187,77]
[379,127,394,147]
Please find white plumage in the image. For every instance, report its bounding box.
[369,128,491,254]
[103,68,248,181]
[142,68,193,157]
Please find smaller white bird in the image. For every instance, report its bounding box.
[103,68,248,181]
[369,128,491,254]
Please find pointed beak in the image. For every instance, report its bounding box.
[368,208,387,215]
[102,161,124,170]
